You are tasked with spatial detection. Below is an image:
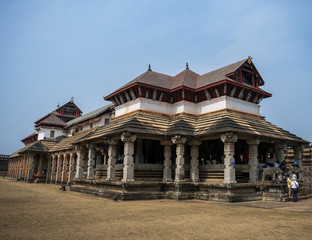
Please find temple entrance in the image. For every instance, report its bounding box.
[142,139,164,164]
[199,139,224,164]
[133,139,164,181]
[198,140,224,183]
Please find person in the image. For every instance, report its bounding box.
[291,176,299,202]
[287,175,292,198]
[292,173,297,180]
[273,158,279,167]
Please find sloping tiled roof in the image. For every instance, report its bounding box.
[34,101,82,125]
[21,132,38,142]
[10,144,32,158]
[65,103,113,128]
[50,128,96,152]
[35,113,66,127]
[10,140,58,158]
[107,59,249,98]
[21,140,57,153]
[172,68,200,89]
[77,110,307,144]
[116,70,173,92]
[196,59,247,88]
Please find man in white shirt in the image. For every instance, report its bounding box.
[291,177,299,202]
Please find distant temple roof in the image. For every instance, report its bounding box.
[65,103,113,129]
[35,101,82,127]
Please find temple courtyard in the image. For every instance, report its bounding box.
[0,178,311,240]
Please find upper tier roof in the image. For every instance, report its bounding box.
[35,100,82,127]
[106,58,261,97]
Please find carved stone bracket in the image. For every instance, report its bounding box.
[247,138,260,146]
[121,132,137,143]
[172,135,187,145]
[221,132,238,143]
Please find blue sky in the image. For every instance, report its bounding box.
[0,0,311,155]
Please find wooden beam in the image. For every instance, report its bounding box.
[240,70,243,83]
[252,74,255,88]
[242,68,254,74]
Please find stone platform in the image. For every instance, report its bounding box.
[71,179,287,202]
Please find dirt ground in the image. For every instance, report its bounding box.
[0,178,311,240]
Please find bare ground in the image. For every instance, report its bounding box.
[0,178,311,240]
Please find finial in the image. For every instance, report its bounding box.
[57,103,60,108]
[186,62,189,69]
[70,96,74,103]
[247,56,253,64]
[148,64,151,71]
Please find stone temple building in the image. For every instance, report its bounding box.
[8,57,311,202]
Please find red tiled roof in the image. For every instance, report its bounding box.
[21,132,38,142]
[105,59,250,99]
[172,68,200,89]
[196,59,247,88]
[35,113,66,127]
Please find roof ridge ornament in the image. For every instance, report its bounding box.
[148,64,152,71]
[186,62,189,69]
[247,56,253,64]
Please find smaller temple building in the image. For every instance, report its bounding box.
[8,58,311,202]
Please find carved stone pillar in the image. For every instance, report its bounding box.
[75,146,85,179]
[160,139,173,182]
[67,153,75,183]
[61,155,68,182]
[27,154,34,182]
[189,138,202,182]
[121,132,136,182]
[37,155,43,177]
[247,138,260,183]
[23,157,27,178]
[46,156,52,183]
[87,145,96,179]
[293,144,304,180]
[50,156,56,183]
[106,139,118,181]
[56,155,63,183]
[221,132,238,184]
[172,135,187,182]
